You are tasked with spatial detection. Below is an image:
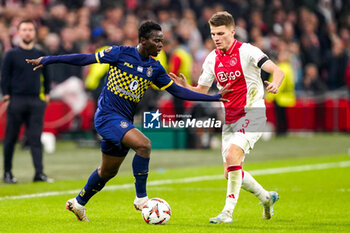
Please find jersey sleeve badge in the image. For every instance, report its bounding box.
[120,121,129,128]
[146,66,153,77]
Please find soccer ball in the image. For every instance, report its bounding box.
[141,198,171,224]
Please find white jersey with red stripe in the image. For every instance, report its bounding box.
[198,40,269,124]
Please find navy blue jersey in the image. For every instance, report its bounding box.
[95,46,173,121]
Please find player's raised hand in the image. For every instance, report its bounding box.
[26,57,44,71]
[264,81,279,94]
[218,84,233,102]
[169,73,189,88]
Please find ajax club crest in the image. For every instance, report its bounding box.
[230,57,237,66]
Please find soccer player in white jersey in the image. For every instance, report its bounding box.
[170,11,284,223]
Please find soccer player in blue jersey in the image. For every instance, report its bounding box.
[27,21,230,221]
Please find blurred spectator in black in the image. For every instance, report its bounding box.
[264,0,284,31]
[44,4,67,34]
[316,0,334,25]
[42,28,82,87]
[37,25,50,49]
[303,63,327,95]
[123,14,139,46]
[182,9,203,55]
[189,0,208,18]
[323,38,348,90]
[57,27,82,81]
[235,17,248,42]
[249,10,268,36]
[217,0,246,20]
[58,0,84,9]
[193,38,215,84]
[157,8,174,32]
[43,33,61,86]
[299,10,322,67]
[282,21,297,44]
[154,0,182,17]
[101,7,124,44]
[319,20,338,59]
[198,6,214,40]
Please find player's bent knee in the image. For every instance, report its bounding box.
[225,147,244,165]
[135,139,151,157]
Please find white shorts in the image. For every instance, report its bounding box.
[221,110,266,162]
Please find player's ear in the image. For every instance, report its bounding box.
[231,27,236,35]
[140,37,147,45]
[231,29,235,38]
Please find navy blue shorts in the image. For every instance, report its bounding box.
[94,109,135,157]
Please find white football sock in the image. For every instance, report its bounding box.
[241,170,270,203]
[223,168,242,215]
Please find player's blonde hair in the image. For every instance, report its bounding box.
[208,11,235,28]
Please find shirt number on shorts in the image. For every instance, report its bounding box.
[237,119,250,134]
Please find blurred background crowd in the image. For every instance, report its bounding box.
[0,0,349,93]
[0,0,349,147]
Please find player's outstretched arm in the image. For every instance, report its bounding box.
[169,72,210,94]
[26,57,44,71]
[261,60,284,94]
[26,53,97,71]
[166,82,231,102]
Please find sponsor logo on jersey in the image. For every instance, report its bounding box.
[216,70,242,83]
[217,72,227,82]
[124,62,133,68]
[218,62,223,67]
[114,85,140,99]
[129,80,139,91]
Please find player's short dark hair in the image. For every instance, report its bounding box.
[209,11,235,28]
[18,19,36,29]
[138,21,162,42]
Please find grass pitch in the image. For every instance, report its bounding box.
[0,133,349,232]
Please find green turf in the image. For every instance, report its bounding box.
[1,132,350,182]
[0,133,350,232]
